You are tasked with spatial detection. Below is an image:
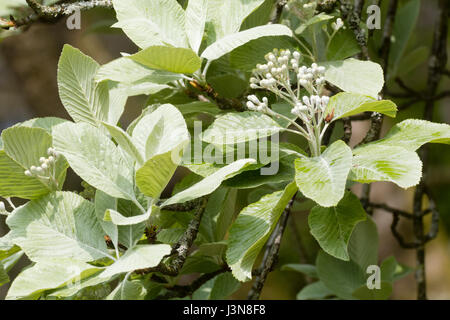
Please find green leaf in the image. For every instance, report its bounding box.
[297,281,334,300]
[388,0,421,78]
[349,145,422,189]
[96,57,181,100]
[359,119,450,152]
[131,104,190,162]
[0,126,68,199]
[325,92,397,121]
[49,272,113,299]
[157,228,185,244]
[0,262,8,287]
[54,122,136,201]
[322,59,384,98]
[176,101,221,116]
[102,122,145,166]
[230,35,296,71]
[226,182,298,282]
[295,13,334,34]
[107,279,147,300]
[240,0,275,31]
[352,281,393,300]
[186,0,208,53]
[116,199,147,249]
[0,151,48,200]
[162,159,256,207]
[380,256,412,282]
[326,28,361,61]
[281,264,318,278]
[192,272,241,300]
[309,192,366,261]
[101,244,171,278]
[348,217,379,271]
[6,192,110,263]
[19,117,68,134]
[104,205,154,226]
[95,190,119,251]
[112,0,188,49]
[132,104,189,199]
[295,140,352,207]
[397,46,429,78]
[57,45,109,127]
[130,46,202,74]
[6,259,100,300]
[316,250,366,300]
[315,218,380,299]
[206,0,265,41]
[207,74,248,98]
[201,24,293,61]
[96,57,181,84]
[136,151,179,199]
[202,111,283,144]
[0,233,20,261]
[200,188,237,242]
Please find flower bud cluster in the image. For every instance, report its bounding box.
[246,95,269,113]
[291,95,329,117]
[331,18,344,31]
[24,147,59,178]
[297,63,326,94]
[250,49,302,90]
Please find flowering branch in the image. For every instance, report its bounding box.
[246,49,330,157]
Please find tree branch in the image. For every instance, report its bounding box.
[156,266,230,300]
[135,197,209,277]
[247,193,297,300]
[412,0,448,300]
[2,0,113,29]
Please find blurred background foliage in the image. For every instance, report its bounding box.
[0,0,449,299]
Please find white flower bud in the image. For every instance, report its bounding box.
[30,166,37,172]
[271,68,277,75]
[267,61,274,68]
[321,96,330,106]
[311,63,318,69]
[266,73,273,79]
[247,101,256,110]
[293,51,301,60]
[250,77,258,83]
[42,163,48,170]
[36,167,43,173]
[333,18,344,31]
[299,79,308,86]
[250,83,259,89]
[317,66,326,73]
[268,53,276,62]
[292,63,299,70]
[0,201,5,211]
[24,170,32,177]
[47,148,54,156]
[302,96,310,106]
[39,157,46,163]
[262,97,268,105]
[248,95,260,104]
